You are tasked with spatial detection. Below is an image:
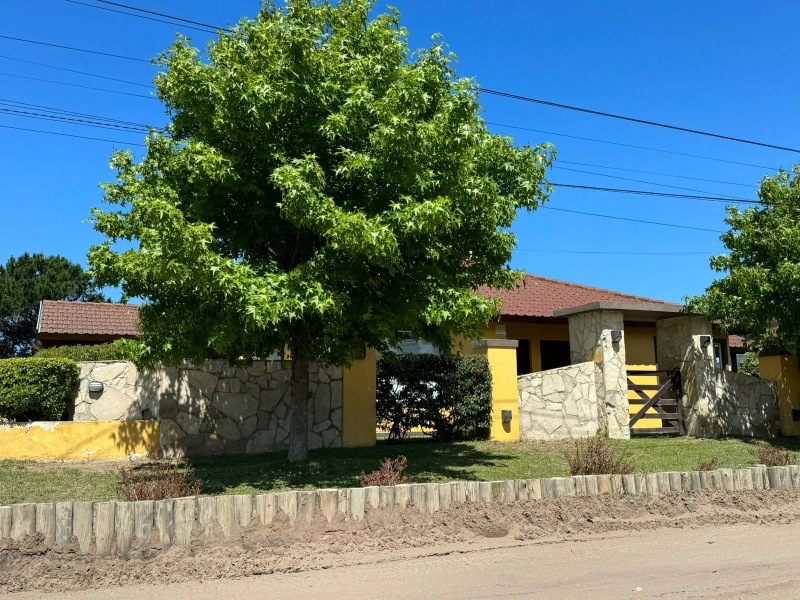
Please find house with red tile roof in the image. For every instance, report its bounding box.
[36,300,140,347]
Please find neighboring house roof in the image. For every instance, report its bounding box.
[477,274,681,318]
[729,335,745,349]
[37,300,140,341]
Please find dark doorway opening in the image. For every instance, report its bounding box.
[540,340,571,371]
[515,339,531,376]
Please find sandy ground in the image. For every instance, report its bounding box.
[3,489,800,597]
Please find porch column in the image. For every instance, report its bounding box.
[471,339,520,442]
[759,354,800,437]
[655,316,715,437]
[567,310,630,439]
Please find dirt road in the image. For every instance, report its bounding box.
[8,522,800,599]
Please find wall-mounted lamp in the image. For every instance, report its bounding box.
[495,324,507,339]
[87,381,104,393]
[700,336,712,348]
[611,330,623,344]
[501,410,513,424]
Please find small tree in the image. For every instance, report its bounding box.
[689,165,800,354]
[0,253,104,358]
[89,0,554,462]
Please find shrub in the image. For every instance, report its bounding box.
[738,352,760,378]
[117,460,203,501]
[0,358,80,421]
[35,338,139,362]
[749,441,796,467]
[566,437,634,476]
[376,353,492,441]
[696,457,719,471]
[360,455,409,487]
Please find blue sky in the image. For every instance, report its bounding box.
[1,0,798,303]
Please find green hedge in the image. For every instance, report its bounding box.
[376,353,492,441]
[36,343,117,362]
[0,358,80,421]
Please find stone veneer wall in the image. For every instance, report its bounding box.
[517,362,599,440]
[72,360,343,457]
[567,310,630,439]
[656,316,779,438]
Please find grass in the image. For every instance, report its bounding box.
[1,436,798,505]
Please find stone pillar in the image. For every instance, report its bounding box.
[342,349,377,448]
[759,355,800,436]
[471,339,520,442]
[568,310,629,439]
[655,316,716,437]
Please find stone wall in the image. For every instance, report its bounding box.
[656,316,779,438]
[568,310,630,439]
[518,362,599,440]
[72,360,343,457]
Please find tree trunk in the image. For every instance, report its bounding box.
[287,349,310,463]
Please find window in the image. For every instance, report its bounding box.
[713,339,729,370]
[540,340,571,372]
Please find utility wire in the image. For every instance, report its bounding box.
[94,0,226,31]
[0,98,156,129]
[483,88,800,154]
[558,160,756,188]
[0,107,151,133]
[0,72,155,99]
[549,183,759,204]
[516,248,719,256]
[542,206,726,233]
[553,166,741,199]
[0,122,145,145]
[0,54,153,88]
[487,121,782,171]
[0,34,150,63]
[66,0,221,34]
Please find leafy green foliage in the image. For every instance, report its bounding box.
[688,165,800,354]
[0,253,105,358]
[89,0,552,460]
[376,353,492,441]
[738,352,760,377]
[0,358,80,421]
[35,340,134,362]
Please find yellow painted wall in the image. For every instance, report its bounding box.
[343,349,377,447]
[624,326,662,429]
[759,355,800,436]
[0,421,160,461]
[472,343,521,441]
[475,322,570,372]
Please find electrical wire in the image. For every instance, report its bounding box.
[549,183,759,204]
[0,98,156,129]
[557,160,756,188]
[482,88,800,154]
[0,71,155,99]
[0,107,151,133]
[0,122,145,145]
[66,0,221,34]
[542,206,726,233]
[0,34,150,63]
[516,248,719,256]
[0,54,154,88]
[94,0,225,31]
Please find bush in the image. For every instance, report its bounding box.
[696,457,719,471]
[117,461,203,501]
[360,456,409,487]
[35,339,138,362]
[376,353,492,441]
[0,358,79,421]
[738,352,760,377]
[749,441,796,467]
[566,438,634,476]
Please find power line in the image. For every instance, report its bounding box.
[0,122,145,145]
[94,0,226,31]
[0,54,153,88]
[0,71,155,99]
[542,206,726,233]
[487,121,782,171]
[549,183,759,204]
[0,107,151,133]
[0,34,150,63]
[558,160,756,188]
[482,88,800,154]
[0,98,156,129]
[552,166,741,199]
[516,248,718,256]
[66,0,221,34]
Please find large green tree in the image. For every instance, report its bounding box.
[89,0,554,461]
[689,165,800,354]
[0,253,104,358]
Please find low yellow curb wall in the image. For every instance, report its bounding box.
[0,421,160,461]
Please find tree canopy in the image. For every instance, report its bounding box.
[0,253,104,358]
[89,0,554,460]
[688,165,800,354]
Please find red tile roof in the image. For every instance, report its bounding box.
[729,335,745,349]
[477,274,681,318]
[37,300,140,337]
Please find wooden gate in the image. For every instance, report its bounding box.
[627,369,684,435]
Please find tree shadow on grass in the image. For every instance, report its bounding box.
[188,439,516,495]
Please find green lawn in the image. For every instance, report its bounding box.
[1,436,798,505]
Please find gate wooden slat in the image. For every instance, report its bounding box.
[628,369,684,435]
